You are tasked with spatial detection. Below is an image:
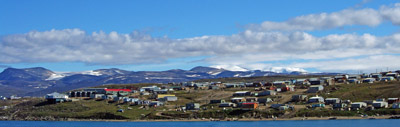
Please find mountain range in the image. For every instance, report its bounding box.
[0,66,336,97]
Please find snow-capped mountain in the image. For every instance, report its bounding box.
[0,66,319,97]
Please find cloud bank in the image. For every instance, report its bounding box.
[1,3,400,72]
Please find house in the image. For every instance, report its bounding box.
[153,89,168,94]
[362,78,376,83]
[140,86,160,92]
[123,98,140,103]
[257,90,276,96]
[231,97,246,103]
[186,103,200,110]
[69,88,106,97]
[149,101,164,107]
[334,75,347,83]
[194,82,210,89]
[90,94,105,99]
[210,99,225,104]
[279,105,289,111]
[380,76,395,81]
[372,101,388,108]
[309,78,323,85]
[273,81,295,92]
[257,98,272,104]
[245,83,255,87]
[325,98,341,105]
[170,86,184,91]
[385,72,399,78]
[392,103,400,109]
[102,95,117,100]
[333,103,347,109]
[308,96,324,103]
[370,73,382,81]
[388,98,399,104]
[348,75,361,79]
[307,85,324,93]
[351,102,367,109]
[45,92,69,104]
[225,83,245,88]
[113,97,124,102]
[271,104,285,109]
[157,94,175,98]
[361,74,370,78]
[233,91,251,97]
[159,96,177,102]
[0,96,7,100]
[292,95,308,102]
[245,97,258,102]
[208,85,221,90]
[241,102,258,110]
[320,77,335,86]
[219,102,236,107]
[348,79,360,84]
[295,79,310,85]
[10,95,21,100]
[104,89,131,96]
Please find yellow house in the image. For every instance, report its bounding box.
[157,94,175,98]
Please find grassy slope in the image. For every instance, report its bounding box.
[2,78,400,120]
[321,81,400,102]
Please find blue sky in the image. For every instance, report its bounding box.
[1,0,400,73]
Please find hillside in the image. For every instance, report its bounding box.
[2,79,400,121]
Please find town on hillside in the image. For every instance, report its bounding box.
[2,70,400,120]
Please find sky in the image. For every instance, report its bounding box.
[1,0,400,73]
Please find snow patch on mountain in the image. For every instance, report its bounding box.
[81,70,103,76]
[210,65,249,71]
[267,67,307,73]
[45,73,66,80]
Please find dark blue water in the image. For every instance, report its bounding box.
[0,119,399,127]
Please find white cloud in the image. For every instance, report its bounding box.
[290,55,400,73]
[2,3,400,73]
[249,3,400,31]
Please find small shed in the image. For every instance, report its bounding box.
[90,94,104,99]
[45,92,69,104]
[164,96,178,101]
[231,97,246,103]
[149,101,164,107]
[307,85,324,93]
[186,103,200,110]
[308,96,324,103]
[333,103,347,109]
[351,102,367,109]
[271,104,285,109]
[241,102,259,110]
[325,98,341,105]
[219,102,236,107]
[245,97,258,102]
[388,98,399,104]
[309,78,323,85]
[258,98,272,104]
[362,78,375,83]
[233,91,251,97]
[210,99,225,104]
[292,95,308,102]
[372,101,388,108]
[257,90,277,96]
[392,103,400,109]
